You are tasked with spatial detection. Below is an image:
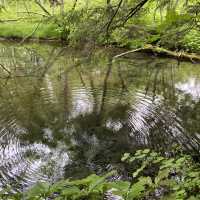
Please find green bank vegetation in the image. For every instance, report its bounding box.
[0,0,199,52]
[0,1,200,199]
[1,149,199,200]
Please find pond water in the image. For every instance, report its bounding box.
[0,42,199,191]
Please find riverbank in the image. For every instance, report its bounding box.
[0,21,60,40]
[0,20,200,62]
[0,1,199,56]
[1,34,200,63]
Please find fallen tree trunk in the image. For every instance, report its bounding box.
[113,45,200,63]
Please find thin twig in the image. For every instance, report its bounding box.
[19,20,43,44]
[34,0,51,16]
[17,11,48,17]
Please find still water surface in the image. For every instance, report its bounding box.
[0,42,199,191]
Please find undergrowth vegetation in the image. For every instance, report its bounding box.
[1,149,199,200]
[0,0,199,52]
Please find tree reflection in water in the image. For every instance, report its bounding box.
[0,42,199,190]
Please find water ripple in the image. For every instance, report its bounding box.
[127,90,199,151]
[0,125,70,192]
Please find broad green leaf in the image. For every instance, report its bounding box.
[153,156,164,164]
[160,158,175,169]
[155,169,170,185]
[61,186,82,197]
[142,149,150,154]
[132,162,147,178]
[135,150,142,156]
[105,181,130,196]
[50,179,71,193]
[71,174,101,186]
[127,177,152,200]
[121,153,130,162]
[88,171,116,193]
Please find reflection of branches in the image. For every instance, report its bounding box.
[143,61,177,102]
[0,63,11,76]
[152,67,160,101]
[169,64,175,100]
[117,63,127,90]
[40,47,65,78]
[117,62,128,104]
[144,64,155,96]
[24,46,47,62]
[63,71,70,121]
[99,57,112,115]
[75,65,86,87]
[89,75,99,114]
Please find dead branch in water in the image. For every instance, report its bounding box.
[113,45,200,63]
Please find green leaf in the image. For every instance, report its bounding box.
[106,181,130,196]
[129,156,136,162]
[88,171,116,193]
[142,149,150,154]
[135,154,146,159]
[153,155,164,162]
[150,152,158,157]
[71,174,101,186]
[175,157,186,166]
[132,162,147,178]
[50,179,71,193]
[121,153,130,162]
[127,177,152,200]
[61,186,82,197]
[25,182,50,199]
[127,183,145,199]
[160,158,175,169]
[135,150,142,156]
[155,169,170,185]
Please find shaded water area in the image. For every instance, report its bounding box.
[0,41,200,191]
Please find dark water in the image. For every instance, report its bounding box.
[0,42,199,191]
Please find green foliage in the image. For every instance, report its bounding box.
[1,149,199,200]
[182,30,200,52]
[0,0,199,52]
[122,148,200,200]
[110,27,147,48]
